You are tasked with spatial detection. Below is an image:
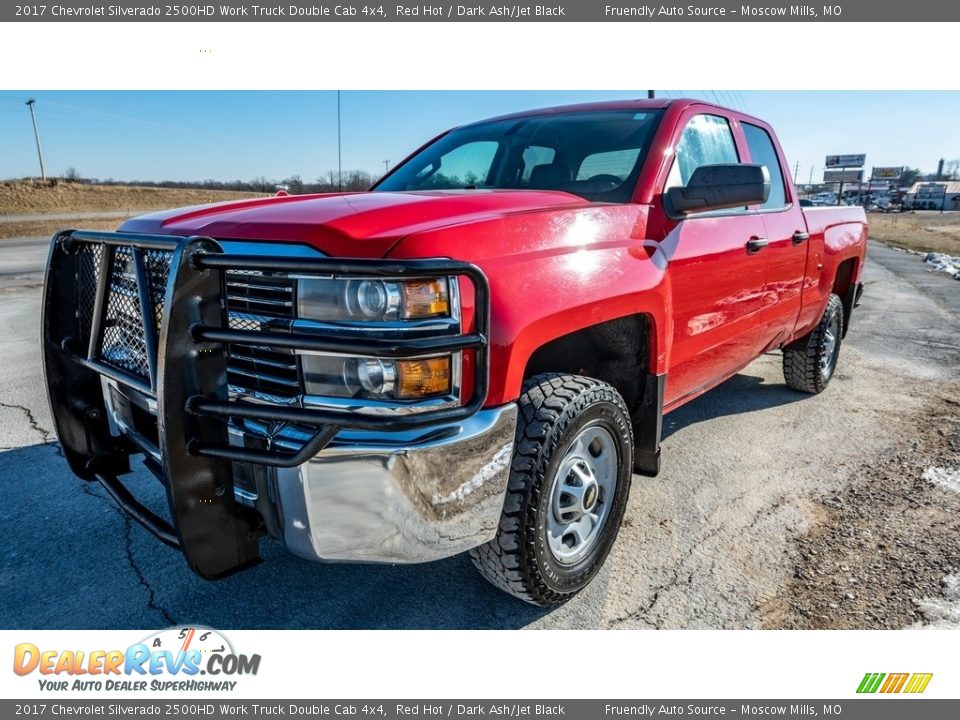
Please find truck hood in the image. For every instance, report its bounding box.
[119,189,589,257]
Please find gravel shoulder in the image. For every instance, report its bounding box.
[761,397,960,629]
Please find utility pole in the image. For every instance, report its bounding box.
[25,98,46,181]
[382,160,389,174]
[647,90,655,99]
[337,90,343,192]
[808,166,814,187]
[793,161,800,185]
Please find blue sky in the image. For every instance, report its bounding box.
[1,90,957,184]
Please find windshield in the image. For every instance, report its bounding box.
[373,109,664,203]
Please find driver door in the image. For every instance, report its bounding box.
[659,112,770,408]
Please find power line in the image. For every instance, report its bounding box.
[723,91,741,111]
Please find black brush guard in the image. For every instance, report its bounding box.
[42,230,490,579]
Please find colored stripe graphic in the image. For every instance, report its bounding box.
[857,673,885,693]
[881,673,909,693]
[904,673,934,694]
[857,672,933,694]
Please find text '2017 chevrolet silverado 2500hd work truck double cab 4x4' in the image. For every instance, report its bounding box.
[42,99,867,607]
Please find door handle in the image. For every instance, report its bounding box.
[746,236,769,254]
[792,231,809,244]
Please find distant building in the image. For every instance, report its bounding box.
[904,181,960,210]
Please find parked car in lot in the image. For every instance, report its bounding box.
[42,99,867,606]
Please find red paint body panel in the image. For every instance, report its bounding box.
[119,98,867,416]
[121,189,589,259]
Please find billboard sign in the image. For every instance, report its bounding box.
[824,169,863,183]
[871,166,904,180]
[825,154,866,168]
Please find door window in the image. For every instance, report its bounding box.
[743,123,788,209]
[665,114,740,190]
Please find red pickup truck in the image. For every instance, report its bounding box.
[42,99,866,606]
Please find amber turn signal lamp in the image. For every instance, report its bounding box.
[396,356,452,398]
[401,279,449,319]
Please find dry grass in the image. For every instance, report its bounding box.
[868,211,960,256]
[0,180,266,216]
[0,218,129,240]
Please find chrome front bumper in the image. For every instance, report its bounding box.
[272,403,518,564]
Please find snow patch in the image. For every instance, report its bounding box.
[913,575,960,629]
[921,466,960,493]
[924,252,960,279]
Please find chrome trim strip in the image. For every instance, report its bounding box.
[301,391,460,417]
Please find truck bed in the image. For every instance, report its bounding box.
[801,205,868,235]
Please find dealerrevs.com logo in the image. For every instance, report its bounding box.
[13,627,260,693]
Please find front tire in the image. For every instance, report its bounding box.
[783,293,844,394]
[470,374,633,607]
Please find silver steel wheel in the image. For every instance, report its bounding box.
[821,312,841,381]
[546,424,618,565]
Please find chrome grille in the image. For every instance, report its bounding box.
[225,271,301,399]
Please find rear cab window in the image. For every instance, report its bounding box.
[576,148,642,181]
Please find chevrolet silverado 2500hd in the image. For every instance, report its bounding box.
[42,99,867,606]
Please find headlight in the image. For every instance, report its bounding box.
[298,277,450,322]
[296,275,457,404]
[301,353,453,400]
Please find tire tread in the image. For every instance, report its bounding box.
[783,293,844,394]
[470,373,631,606]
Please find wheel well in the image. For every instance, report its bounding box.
[523,314,662,475]
[832,258,858,336]
[524,314,650,411]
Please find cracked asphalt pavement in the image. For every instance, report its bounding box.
[1,237,958,629]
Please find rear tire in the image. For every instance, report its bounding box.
[470,373,633,607]
[783,293,844,394]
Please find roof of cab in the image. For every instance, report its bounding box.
[467,97,767,129]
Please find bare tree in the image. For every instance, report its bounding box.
[943,159,960,181]
[282,175,305,194]
[900,167,922,187]
[343,169,375,191]
[250,176,273,193]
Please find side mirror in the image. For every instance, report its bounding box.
[667,163,771,214]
